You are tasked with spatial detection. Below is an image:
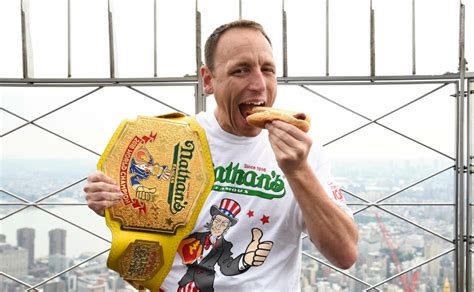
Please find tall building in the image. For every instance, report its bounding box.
[424,238,441,278]
[49,253,68,273]
[49,228,66,256]
[17,227,35,268]
[0,243,28,278]
[0,243,28,292]
[0,234,6,243]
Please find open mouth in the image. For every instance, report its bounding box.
[239,101,265,119]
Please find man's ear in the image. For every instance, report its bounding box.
[200,65,214,95]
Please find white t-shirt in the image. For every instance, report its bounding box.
[160,111,352,292]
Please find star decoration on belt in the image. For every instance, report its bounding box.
[260,215,270,225]
[165,217,174,225]
[247,210,254,218]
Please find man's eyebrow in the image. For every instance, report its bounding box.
[230,60,275,68]
[262,60,276,68]
[231,61,252,68]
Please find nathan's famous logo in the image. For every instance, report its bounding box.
[120,133,170,215]
[167,140,195,214]
[212,162,286,199]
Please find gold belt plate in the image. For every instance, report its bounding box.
[100,116,210,233]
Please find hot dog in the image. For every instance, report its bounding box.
[246,106,311,132]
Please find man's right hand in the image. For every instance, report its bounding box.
[83,171,123,216]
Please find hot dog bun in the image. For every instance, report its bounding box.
[246,106,311,132]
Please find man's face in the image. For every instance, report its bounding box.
[211,214,231,237]
[202,28,277,137]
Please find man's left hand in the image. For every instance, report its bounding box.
[265,120,312,174]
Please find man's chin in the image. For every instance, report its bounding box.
[220,116,262,137]
[238,118,262,137]
[239,126,262,137]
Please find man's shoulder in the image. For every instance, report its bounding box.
[195,111,218,135]
[195,111,213,124]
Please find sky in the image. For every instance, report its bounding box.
[0,0,472,161]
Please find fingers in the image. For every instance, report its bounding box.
[252,254,267,266]
[136,190,156,202]
[84,172,120,195]
[267,121,312,149]
[244,241,273,266]
[251,258,264,266]
[266,120,312,173]
[266,120,309,142]
[88,200,119,217]
[245,251,264,266]
[268,133,305,164]
[85,190,122,202]
[258,241,273,251]
[84,171,123,216]
[84,182,120,196]
[87,171,117,184]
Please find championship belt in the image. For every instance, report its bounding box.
[97,113,215,291]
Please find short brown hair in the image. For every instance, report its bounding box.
[204,20,272,72]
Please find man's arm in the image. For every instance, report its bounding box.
[266,120,358,269]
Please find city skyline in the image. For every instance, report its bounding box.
[1,227,67,260]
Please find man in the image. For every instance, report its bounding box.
[84,20,358,291]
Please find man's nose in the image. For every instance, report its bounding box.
[248,70,266,92]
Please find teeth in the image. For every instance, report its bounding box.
[245,101,264,106]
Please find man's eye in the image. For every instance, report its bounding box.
[233,68,249,75]
[263,67,275,74]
